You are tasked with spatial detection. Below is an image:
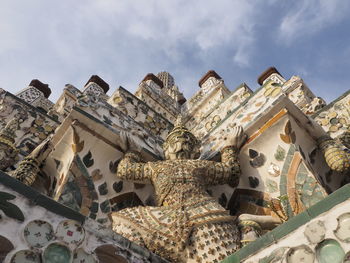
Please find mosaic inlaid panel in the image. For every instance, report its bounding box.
[313,90,350,139]
[0,179,167,263]
[0,89,59,158]
[108,87,173,139]
[23,220,54,248]
[190,84,252,139]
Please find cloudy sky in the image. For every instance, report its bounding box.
[0,0,349,103]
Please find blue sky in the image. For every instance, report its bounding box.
[0,0,349,103]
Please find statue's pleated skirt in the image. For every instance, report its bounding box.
[111,198,239,263]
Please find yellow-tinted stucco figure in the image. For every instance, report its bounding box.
[112,117,246,263]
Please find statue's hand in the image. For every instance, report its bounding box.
[228,126,247,149]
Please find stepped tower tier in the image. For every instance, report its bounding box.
[156,71,175,89]
[0,67,349,263]
[135,71,186,123]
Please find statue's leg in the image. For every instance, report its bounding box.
[186,221,240,263]
[111,212,146,247]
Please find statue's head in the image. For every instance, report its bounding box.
[163,116,200,160]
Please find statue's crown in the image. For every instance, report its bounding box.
[164,115,198,146]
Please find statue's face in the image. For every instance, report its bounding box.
[164,132,199,160]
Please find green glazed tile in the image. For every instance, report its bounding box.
[266,179,278,193]
[221,254,240,263]
[316,239,345,263]
[298,163,308,174]
[274,146,286,161]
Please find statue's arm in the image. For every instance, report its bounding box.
[116,151,152,183]
[206,126,246,187]
[206,146,241,187]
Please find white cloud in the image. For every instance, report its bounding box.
[278,0,350,42]
[0,0,265,100]
[89,0,259,57]
[9,0,349,101]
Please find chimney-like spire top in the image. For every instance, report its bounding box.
[29,79,51,98]
[257,67,283,85]
[84,75,110,93]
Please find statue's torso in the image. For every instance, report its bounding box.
[149,159,214,206]
[113,158,239,262]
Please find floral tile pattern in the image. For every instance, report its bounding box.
[24,220,54,248]
[11,250,41,263]
[56,220,85,246]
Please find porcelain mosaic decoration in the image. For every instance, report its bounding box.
[0,68,349,262]
[23,220,54,248]
[11,250,41,263]
[56,220,85,246]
